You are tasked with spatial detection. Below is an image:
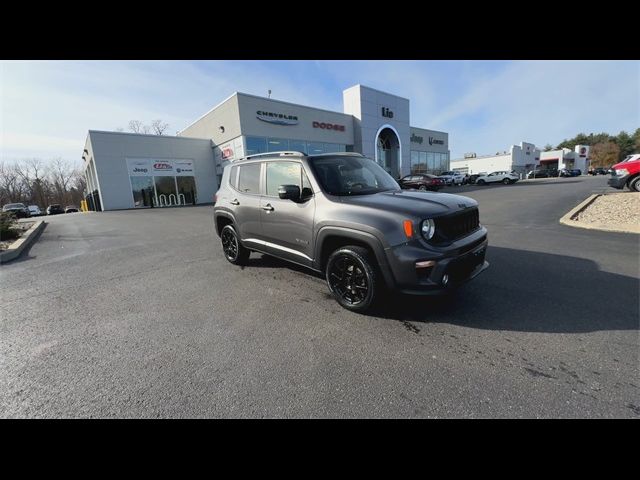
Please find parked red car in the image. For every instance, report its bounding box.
[399,174,444,191]
[608,154,640,192]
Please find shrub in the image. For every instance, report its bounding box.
[0,212,20,241]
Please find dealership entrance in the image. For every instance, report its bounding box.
[127,158,197,208]
[376,127,400,178]
[130,176,197,208]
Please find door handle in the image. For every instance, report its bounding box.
[230,199,240,205]
[261,204,274,211]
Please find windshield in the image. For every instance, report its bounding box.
[308,155,400,196]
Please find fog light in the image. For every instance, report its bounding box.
[442,274,449,286]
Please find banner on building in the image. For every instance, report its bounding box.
[127,158,195,177]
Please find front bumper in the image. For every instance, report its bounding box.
[608,174,628,189]
[383,227,489,295]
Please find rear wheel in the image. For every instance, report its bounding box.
[629,176,640,192]
[220,224,250,265]
[326,246,378,312]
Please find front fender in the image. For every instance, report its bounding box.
[314,226,397,289]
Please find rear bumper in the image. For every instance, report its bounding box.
[384,227,489,295]
[608,175,628,189]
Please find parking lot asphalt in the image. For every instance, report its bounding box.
[1,175,638,418]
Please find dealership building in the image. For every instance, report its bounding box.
[82,84,450,211]
[450,142,589,176]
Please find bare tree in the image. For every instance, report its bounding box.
[151,119,169,135]
[128,120,144,134]
[48,158,76,205]
[0,162,25,204]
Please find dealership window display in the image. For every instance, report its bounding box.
[245,135,347,156]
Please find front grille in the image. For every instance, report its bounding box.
[433,208,480,243]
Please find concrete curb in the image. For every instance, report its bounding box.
[0,220,46,263]
[559,194,640,234]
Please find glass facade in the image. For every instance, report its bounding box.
[410,150,449,175]
[130,175,198,207]
[245,136,348,156]
[131,176,154,207]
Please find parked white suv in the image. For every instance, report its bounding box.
[438,171,465,186]
[475,171,519,185]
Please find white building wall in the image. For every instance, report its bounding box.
[451,153,513,174]
[86,131,216,211]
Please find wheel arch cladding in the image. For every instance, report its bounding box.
[315,227,396,288]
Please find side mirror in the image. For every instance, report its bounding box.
[278,184,301,201]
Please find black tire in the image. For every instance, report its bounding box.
[418,185,427,191]
[629,176,640,192]
[477,179,485,185]
[220,224,250,265]
[326,245,378,313]
[503,178,511,185]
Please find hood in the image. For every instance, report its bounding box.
[339,190,478,218]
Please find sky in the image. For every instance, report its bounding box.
[1,60,638,164]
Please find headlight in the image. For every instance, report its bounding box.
[616,169,628,176]
[421,218,436,240]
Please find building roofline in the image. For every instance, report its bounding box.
[235,91,351,116]
[177,90,353,136]
[410,126,448,135]
[344,84,410,102]
[88,130,211,141]
[176,92,239,135]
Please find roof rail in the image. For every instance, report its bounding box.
[308,152,365,157]
[244,151,306,160]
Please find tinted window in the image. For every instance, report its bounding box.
[246,137,267,155]
[309,156,399,196]
[266,162,301,196]
[267,138,289,152]
[238,163,261,194]
[289,139,307,153]
[229,166,238,188]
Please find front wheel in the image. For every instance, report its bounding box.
[220,224,250,265]
[418,185,427,191]
[477,179,486,185]
[326,246,378,312]
[503,178,511,185]
[629,176,640,192]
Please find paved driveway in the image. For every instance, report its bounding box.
[1,175,638,418]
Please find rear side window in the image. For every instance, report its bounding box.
[229,166,238,188]
[238,163,261,194]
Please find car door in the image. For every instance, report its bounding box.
[259,161,316,267]
[400,175,413,189]
[233,162,264,243]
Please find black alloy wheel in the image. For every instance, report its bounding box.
[326,246,378,312]
[220,224,249,265]
[503,178,511,185]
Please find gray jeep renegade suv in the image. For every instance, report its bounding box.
[213,151,488,312]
